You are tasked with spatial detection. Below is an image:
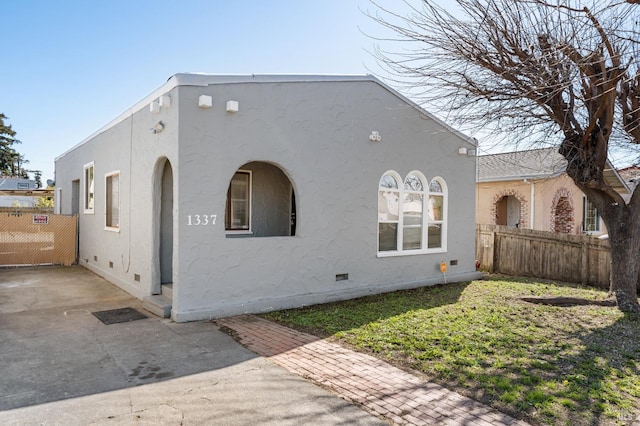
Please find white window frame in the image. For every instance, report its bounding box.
[54,188,62,215]
[83,161,95,214]
[378,171,402,253]
[582,196,601,234]
[377,171,448,257]
[225,169,252,234]
[426,177,448,252]
[104,170,120,232]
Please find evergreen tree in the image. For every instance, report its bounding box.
[0,113,28,177]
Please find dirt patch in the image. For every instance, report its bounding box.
[520,296,616,307]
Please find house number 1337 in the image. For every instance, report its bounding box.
[187,215,217,226]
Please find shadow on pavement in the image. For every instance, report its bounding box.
[0,266,385,425]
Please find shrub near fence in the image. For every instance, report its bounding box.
[476,224,611,290]
[0,210,77,267]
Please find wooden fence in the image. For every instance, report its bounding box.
[476,224,611,290]
[0,211,77,266]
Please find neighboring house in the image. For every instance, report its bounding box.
[0,177,37,207]
[476,147,631,235]
[617,166,640,194]
[55,73,480,322]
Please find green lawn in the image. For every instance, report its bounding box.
[263,276,640,426]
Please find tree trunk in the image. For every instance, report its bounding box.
[605,209,640,314]
[560,138,640,314]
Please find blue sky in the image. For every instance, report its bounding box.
[0,0,517,183]
[3,1,636,184]
[4,0,433,182]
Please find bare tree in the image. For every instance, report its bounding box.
[369,0,640,313]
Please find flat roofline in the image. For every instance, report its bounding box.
[170,73,377,86]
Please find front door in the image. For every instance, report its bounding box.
[159,161,173,287]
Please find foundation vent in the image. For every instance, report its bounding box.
[335,273,349,282]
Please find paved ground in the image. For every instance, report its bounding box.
[0,266,384,425]
[0,266,530,425]
[217,316,530,426]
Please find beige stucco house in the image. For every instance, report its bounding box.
[476,147,630,235]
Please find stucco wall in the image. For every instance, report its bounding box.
[173,80,479,320]
[476,174,605,234]
[56,76,480,321]
[55,86,181,299]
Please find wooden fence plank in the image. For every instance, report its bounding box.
[476,224,611,290]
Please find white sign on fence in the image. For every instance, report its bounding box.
[32,214,49,225]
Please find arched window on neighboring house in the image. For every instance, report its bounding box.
[551,189,574,234]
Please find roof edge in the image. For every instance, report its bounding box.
[55,77,181,161]
[477,171,565,183]
[55,73,382,162]
[56,72,475,162]
[170,73,377,86]
[370,78,477,147]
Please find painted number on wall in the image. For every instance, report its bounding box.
[187,215,217,226]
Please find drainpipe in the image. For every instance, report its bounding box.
[524,179,534,229]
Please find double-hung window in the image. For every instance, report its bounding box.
[402,174,424,250]
[105,171,120,230]
[84,162,95,214]
[427,179,445,248]
[225,171,251,231]
[582,197,600,233]
[378,173,401,251]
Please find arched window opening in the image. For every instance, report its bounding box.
[553,196,574,234]
[378,171,447,255]
[225,161,296,238]
[495,195,521,227]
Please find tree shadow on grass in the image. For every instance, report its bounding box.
[263,281,471,337]
[457,310,640,426]
[262,277,640,425]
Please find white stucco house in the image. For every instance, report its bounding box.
[55,73,481,322]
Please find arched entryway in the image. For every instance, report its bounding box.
[495,195,521,227]
[152,158,174,296]
[160,160,174,285]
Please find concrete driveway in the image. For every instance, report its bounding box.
[0,266,385,425]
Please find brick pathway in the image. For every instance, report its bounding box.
[216,315,530,426]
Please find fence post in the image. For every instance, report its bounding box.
[580,242,588,285]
